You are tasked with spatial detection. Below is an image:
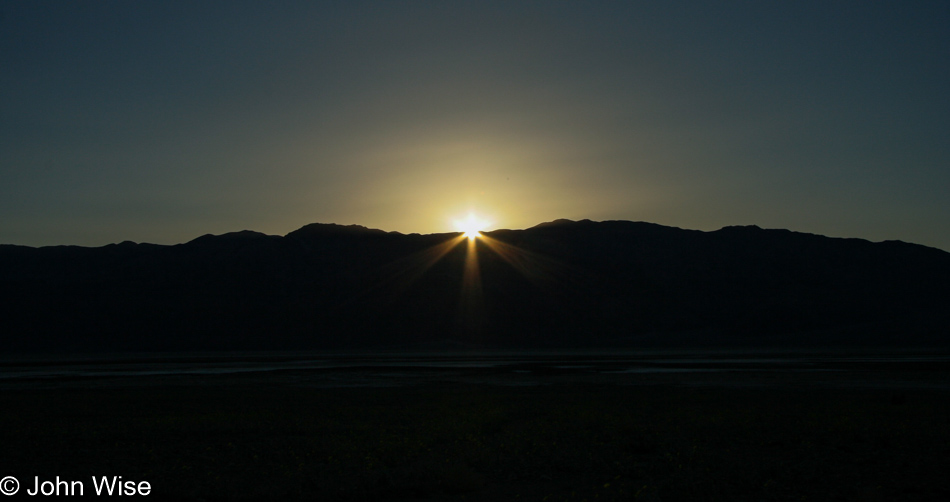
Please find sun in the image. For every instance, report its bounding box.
[454,213,490,240]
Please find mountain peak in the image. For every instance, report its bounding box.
[186,230,273,246]
[286,222,388,237]
[528,218,595,229]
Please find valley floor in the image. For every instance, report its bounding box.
[1,351,949,501]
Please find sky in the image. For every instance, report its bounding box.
[1,1,949,250]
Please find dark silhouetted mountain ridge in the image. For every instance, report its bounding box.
[1,220,948,353]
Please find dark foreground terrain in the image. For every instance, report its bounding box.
[1,353,949,501]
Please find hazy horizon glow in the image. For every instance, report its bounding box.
[2,2,949,250]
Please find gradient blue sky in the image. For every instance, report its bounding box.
[2,1,948,250]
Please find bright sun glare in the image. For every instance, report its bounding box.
[454,214,490,240]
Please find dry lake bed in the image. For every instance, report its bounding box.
[2,349,949,501]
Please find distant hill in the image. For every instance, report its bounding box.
[2,219,948,353]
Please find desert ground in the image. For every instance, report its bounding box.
[1,351,949,501]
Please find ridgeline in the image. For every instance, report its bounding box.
[2,219,948,353]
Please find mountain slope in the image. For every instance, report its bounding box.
[1,220,948,353]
